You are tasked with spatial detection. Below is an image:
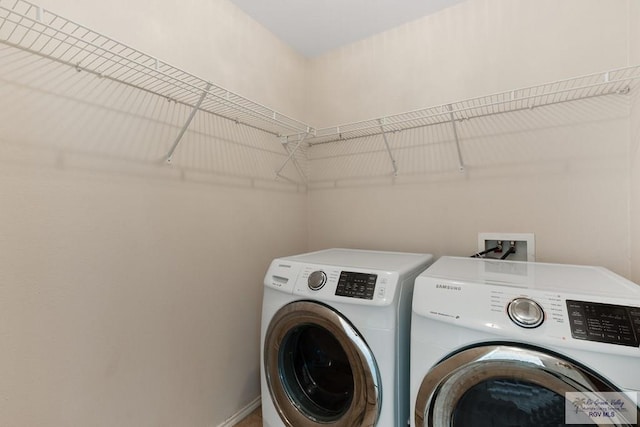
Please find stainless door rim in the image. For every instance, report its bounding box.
[415,343,639,427]
[265,300,381,427]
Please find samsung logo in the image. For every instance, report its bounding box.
[436,284,462,291]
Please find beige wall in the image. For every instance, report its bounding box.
[0,170,306,427]
[0,0,307,426]
[631,0,640,283]
[306,0,634,276]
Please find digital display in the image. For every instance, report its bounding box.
[567,300,640,347]
[335,271,377,300]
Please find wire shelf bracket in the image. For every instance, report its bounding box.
[447,104,465,173]
[275,131,310,183]
[166,82,212,163]
[378,118,398,176]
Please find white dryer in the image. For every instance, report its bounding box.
[411,256,640,427]
[261,248,433,427]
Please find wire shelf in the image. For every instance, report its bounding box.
[298,65,640,145]
[0,0,312,138]
[1,0,639,181]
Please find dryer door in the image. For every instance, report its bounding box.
[264,300,380,427]
[415,344,639,427]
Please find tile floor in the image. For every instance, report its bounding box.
[234,406,262,427]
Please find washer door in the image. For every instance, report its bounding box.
[264,300,381,426]
[415,344,639,427]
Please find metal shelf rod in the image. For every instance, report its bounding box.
[4,39,292,139]
[306,85,630,145]
[304,67,640,145]
[0,0,311,135]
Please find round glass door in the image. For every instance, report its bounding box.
[415,344,639,427]
[264,301,380,427]
[451,378,579,426]
[280,324,354,420]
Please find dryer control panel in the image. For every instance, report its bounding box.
[335,271,378,300]
[294,264,398,306]
[567,300,640,347]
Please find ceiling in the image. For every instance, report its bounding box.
[228,0,465,57]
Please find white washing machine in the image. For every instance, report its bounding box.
[261,248,434,427]
[410,256,640,427]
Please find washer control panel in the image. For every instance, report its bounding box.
[567,300,640,347]
[335,271,378,300]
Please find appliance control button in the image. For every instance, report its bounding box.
[308,270,327,291]
[508,298,544,328]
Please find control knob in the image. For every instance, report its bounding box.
[507,297,544,328]
[308,270,327,291]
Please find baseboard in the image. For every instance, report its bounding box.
[216,396,261,427]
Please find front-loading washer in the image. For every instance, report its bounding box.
[410,256,640,427]
[261,248,434,427]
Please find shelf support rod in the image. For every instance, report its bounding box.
[275,131,309,182]
[447,105,465,172]
[166,82,212,163]
[379,118,398,176]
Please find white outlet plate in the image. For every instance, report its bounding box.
[477,232,536,261]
